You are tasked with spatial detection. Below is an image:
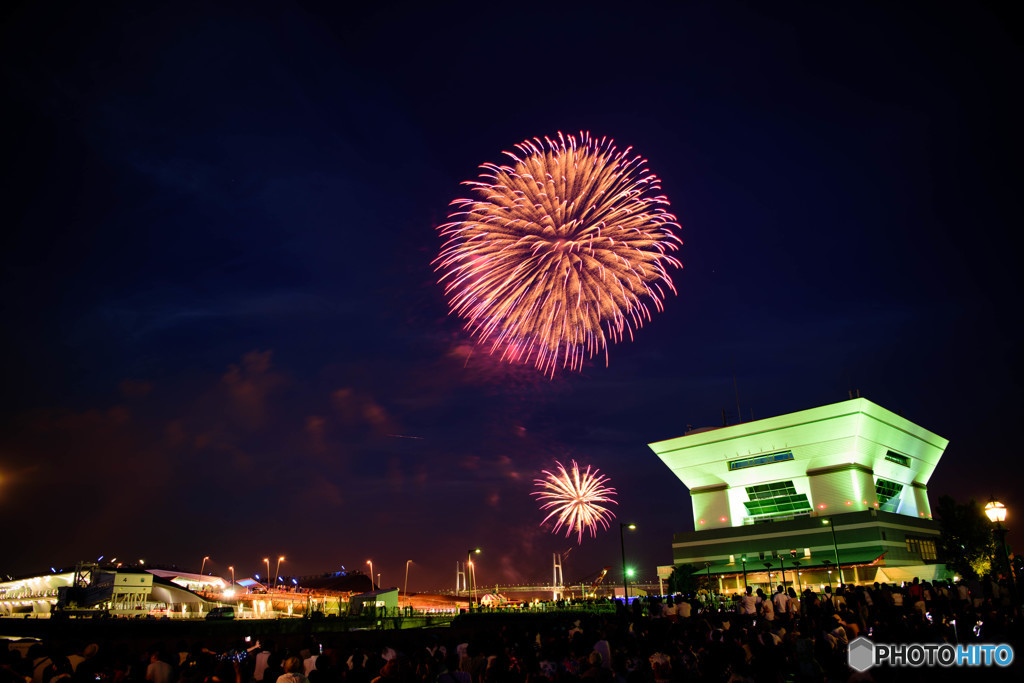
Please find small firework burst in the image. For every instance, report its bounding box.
[435,131,682,375]
[533,460,617,544]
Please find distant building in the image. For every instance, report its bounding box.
[649,398,951,590]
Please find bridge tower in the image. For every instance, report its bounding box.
[552,553,564,600]
[455,562,467,595]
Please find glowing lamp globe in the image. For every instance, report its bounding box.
[984,499,1007,524]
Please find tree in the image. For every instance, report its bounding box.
[666,563,699,594]
[935,495,997,579]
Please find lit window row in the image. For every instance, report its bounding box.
[885,451,910,467]
[905,535,937,561]
[728,451,794,471]
[875,478,904,513]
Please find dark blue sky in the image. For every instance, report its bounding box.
[2,1,1021,591]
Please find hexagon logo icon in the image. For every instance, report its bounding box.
[848,637,875,672]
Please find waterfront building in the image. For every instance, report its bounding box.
[649,397,950,590]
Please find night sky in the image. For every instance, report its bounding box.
[2,1,1021,592]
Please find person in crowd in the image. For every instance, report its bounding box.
[277,658,307,683]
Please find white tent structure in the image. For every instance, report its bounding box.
[871,565,955,584]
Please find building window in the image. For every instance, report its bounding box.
[742,480,812,523]
[906,535,938,561]
[728,451,794,471]
[875,479,904,513]
[885,451,910,467]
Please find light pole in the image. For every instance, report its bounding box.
[200,556,210,576]
[704,561,713,596]
[822,559,833,591]
[821,519,844,584]
[779,556,786,587]
[404,560,412,608]
[228,566,235,589]
[366,560,374,591]
[274,556,285,590]
[792,561,803,592]
[741,556,748,590]
[263,558,270,589]
[467,548,481,605]
[619,523,636,600]
[984,497,1017,603]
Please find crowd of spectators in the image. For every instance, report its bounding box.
[1,577,1019,683]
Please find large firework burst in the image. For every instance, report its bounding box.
[435,131,683,375]
[532,460,617,544]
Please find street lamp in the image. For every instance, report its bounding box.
[404,560,413,608]
[984,497,1017,601]
[791,561,803,592]
[200,556,210,576]
[366,560,374,591]
[228,566,235,589]
[821,519,844,584]
[263,558,270,589]
[741,556,748,589]
[618,524,634,598]
[467,549,481,605]
[704,561,713,596]
[275,556,285,590]
[822,559,833,591]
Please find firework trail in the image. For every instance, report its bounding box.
[533,460,617,544]
[435,131,682,375]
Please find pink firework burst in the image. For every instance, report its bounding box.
[435,131,683,376]
[533,460,617,544]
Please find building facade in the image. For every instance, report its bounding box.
[649,398,949,589]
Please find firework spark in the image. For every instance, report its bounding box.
[533,460,617,544]
[435,132,682,375]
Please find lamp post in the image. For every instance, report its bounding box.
[275,556,285,590]
[984,497,1017,603]
[228,566,235,589]
[704,561,713,596]
[779,556,786,587]
[792,561,803,592]
[467,548,481,606]
[263,558,270,590]
[741,556,748,590]
[366,560,374,591]
[821,519,844,584]
[822,559,833,591]
[404,560,412,608]
[763,562,773,587]
[200,556,210,576]
[619,523,636,600]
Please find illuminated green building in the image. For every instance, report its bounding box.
[649,398,951,589]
